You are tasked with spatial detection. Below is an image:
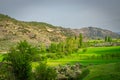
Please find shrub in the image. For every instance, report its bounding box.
[34,62,57,80]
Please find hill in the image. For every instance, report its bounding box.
[0,14,120,50]
[73,27,120,39]
[0,14,75,50]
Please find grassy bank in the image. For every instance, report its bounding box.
[84,63,120,80]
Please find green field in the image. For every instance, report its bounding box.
[84,63,120,80]
[1,46,120,66]
[47,46,120,66]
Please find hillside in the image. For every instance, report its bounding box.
[73,27,120,39]
[0,14,120,50]
[0,14,76,50]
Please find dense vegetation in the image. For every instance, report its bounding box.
[0,33,120,80]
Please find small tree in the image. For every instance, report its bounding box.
[4,40,38,80]
[105,36,112,42]
[79,33,83,48]
[105,36,108,42]
[108,36,112,42]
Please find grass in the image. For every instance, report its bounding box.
[78,46,120,54]
[84,62,120,80]
[0,54,4,62]
[47,59,120,66]
[47,46,120,66]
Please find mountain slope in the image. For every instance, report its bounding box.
[0,14,120,50]
[0,14,75,50]
[73,27,120,39]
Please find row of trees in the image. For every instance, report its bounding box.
[40,33,83,55]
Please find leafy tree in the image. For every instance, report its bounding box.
[4,40,38,80]
[49,43,57,53]
[108,36,112,42]
[79,33,83,48]
[105,36,112,42]
[105,36,108,42]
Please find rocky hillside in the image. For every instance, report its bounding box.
[0,14,120,50]
[73,27,120,39]
[0,14,75,50]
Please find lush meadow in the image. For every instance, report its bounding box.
[47,46,120,66]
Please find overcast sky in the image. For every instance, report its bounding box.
[0,0,120,32]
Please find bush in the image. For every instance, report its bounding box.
[34,62,57,80]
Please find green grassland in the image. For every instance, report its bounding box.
[84,62,120,80]
[0,46,120,66]
[47,46,120,66]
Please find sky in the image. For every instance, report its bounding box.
[0,0,120,32]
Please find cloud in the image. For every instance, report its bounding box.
[0,0,120,32]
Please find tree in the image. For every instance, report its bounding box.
[4,40,38,80]
[49,43,57,53]
[105,36,112,42]
[108,36,112,42]
[105,36,108,42]
[79,33,83,48]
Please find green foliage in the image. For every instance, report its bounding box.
[39,43,46,53]
[47,46,120,66]
[79,33,83,48]
[0,63,15,80]
[46,37,79,59]
[105,36,112,42]
[34,62,57,80]
[4,40,38,80]
[49,43,57,53]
